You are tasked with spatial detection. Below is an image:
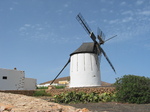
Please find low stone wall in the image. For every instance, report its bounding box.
[0,87,116,96]
[0,90,35,96]
[47,86,116,96]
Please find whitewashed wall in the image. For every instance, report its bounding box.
[70,53,101,87]
[0,68,25,90]
[0,68,37,90]
[24,78,36,90]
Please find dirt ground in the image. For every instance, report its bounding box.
[40,97,150,112]
[0,92,87,112]
[1,92,149,112]
[66,102,150,112]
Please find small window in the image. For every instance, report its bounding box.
[3,76,7,80]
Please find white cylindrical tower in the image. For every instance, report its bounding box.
[69,43,101,87]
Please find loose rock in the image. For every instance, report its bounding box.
[0,92,90,112]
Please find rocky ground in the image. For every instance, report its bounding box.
[67,102,150,112]
[40,96,150,112]
[0,92,89,112]
[0,92,150,112]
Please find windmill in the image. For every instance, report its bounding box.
[50,13,116,87]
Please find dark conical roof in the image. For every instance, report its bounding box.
[70,42,97,56]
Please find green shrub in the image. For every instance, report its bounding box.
[114,75,150,104]
[33,90,51,96]
[55,86,65,89]
[53,91,115,104]
[99,92,117,102]
[37,86,48,89]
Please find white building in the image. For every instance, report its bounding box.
[0,68,36,90]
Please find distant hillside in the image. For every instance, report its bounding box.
[40,76,112,86]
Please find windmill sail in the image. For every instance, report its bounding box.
[100,47,116,73]
[76,13,92,35]
[97,27,105,44]
[104,35,117,43]
[76,13,116,73]
[50,58,70,85]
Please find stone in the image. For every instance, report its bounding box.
[0,92,90,112]
[0,103,13,111]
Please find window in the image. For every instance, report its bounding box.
[2,76,7,80]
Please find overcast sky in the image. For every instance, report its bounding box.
[0,0,150,84]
